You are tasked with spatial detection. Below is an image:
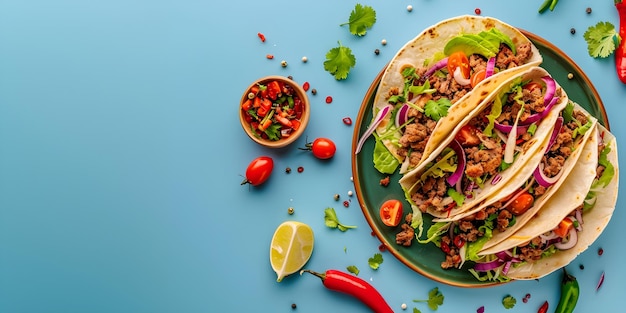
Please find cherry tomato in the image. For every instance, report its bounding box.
[508,191,534,215]
[301,138,336,159]
[447,51,470,79]
[523,81,543,92]
[379,199,403,227]
[455,124,481,147]
[241,156,274,186]
[470,68,486,88]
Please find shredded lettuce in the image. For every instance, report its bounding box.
[372,136,399,174]
[419,149,457,182]
[417,221,450,245]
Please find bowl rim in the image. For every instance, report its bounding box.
[239,75,310,148]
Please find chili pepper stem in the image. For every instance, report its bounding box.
[300,269,326,280]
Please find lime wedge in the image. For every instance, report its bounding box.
[270,221,314,282]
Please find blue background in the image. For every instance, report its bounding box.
[1,0,623,312]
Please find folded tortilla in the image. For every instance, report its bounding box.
[400,67,567,219]
[477,123,618,280]
[372,15,542,174]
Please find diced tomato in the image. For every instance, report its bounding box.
[290,119,301,130]
[257,105,268,117]
[379,199,403,227]
[508,191,534,215]
[470,69,486,88]
[275,115,293,128]
[447,51,470,78]
[242,99,253,111]
[554,218,574,238]
[453,235,465,248]
[267,80,281,100]
[294,99,303,119]
[523,81,543,92]
[455,124,481,146]
[250,85,260,95]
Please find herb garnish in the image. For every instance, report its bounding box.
[324,207,357,231]
[340,4,376,36]
[323,41,356,80]
[413,287,444,311]
[584,21,621,58]
[368,253,383,270]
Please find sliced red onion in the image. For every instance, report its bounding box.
[424,57,448,77]
[491,174,502,185]
[484,57,496,78]
[453,67,471,86]
[554,227,578,250]
[575,209,584,231]
[473,259,503,272]
[503,118,518,163]
[355,104,393,154]
[493,122,529,134]
[395,103,411,129]
[533,117,564,187]
[446,139,466,186]
[540,231,560,243]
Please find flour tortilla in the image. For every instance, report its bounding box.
[483,124,618,280]
[374,15,542,170]
[400,67,567,219]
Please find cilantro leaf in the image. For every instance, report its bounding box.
[584,21,620,58]
[424,98,451,121]
[340,4,376,36]
[368,253,383,270]
[502,295,516,309]
[413,287,444,311]
[324,207,357,231]
[346,265,360,275]
[324,41,356,80]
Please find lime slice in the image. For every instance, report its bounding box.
[270,221,314,282]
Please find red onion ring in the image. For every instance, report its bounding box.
[554,227,578,250]
[424,57,448,77]
[446,139,466,186]
[355,104,393,154]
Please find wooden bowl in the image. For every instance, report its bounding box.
[239,75,310,148]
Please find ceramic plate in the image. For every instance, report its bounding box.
[351,30,609,288]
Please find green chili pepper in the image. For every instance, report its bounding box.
[538,0,559,13]
[555,268,579,313]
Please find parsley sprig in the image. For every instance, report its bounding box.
[584,21,621,58]
[324,207,357,231]
[368,253,383,270]
[324,41,356,80]
[340,4,376,36]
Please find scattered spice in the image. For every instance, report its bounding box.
[347,190,353,197]
[374,48,380,55]
[598,247,604,255]
[281,60,288,67]
[343,200,350,207]
[568,73,574,79]
[288,207,295,215]
[477,306,485,313]
[334,194,340,201]
[285,167,292,173]
[586,7,592,14]
[297,166,304,173]
[325,96,333,104]
[379,176,390,186]
[407,5,413,12]
[291,303,297,309]
[311,88,317,95]
[579,264,585,270]
[378,244,387,252]
[302,82,310,91]
[301,56,308,63]
[381,39,387,45]
[522,293,531,303]
[475,8,482,15]
[596,271,605,291]
[266,54,274,59]
[570,28,576,35]
[257,32,266,42]
[342,117,353,125]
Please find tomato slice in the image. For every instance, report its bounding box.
[447,51,470,79]
[470,69,486,88]
[379,199,403,227]
[454,124,481,147]
[508,191,534,215]
[523,81,543,92]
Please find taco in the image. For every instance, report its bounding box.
[355,15,542,175]
[398,67,568,225]
[471,123,617,281]
[426,102,597,270]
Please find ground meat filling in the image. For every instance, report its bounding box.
[394,42,534,170]
[436,110,590,269]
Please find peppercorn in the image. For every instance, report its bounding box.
[281,60,288,67]
[285,167,291,173]
[598,247,604,255]
[381,39,387,45]
[586,7,592,14]
[301,56,308,63]
[407,5,413,12]
[374,48,380,55]
[343,200,350,207]
[579,264,584,270]
[311,88,317,95]
[334,194,340,201]
[570,28,576,35]
[567,73,574,80]
[297,166,304,173]
[288,207,295,215]
[291,303,297,309]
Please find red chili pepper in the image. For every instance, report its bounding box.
[537,300,549,313]
[301,269,394,313]
[615,1,626,83]
[257,32,266,42]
